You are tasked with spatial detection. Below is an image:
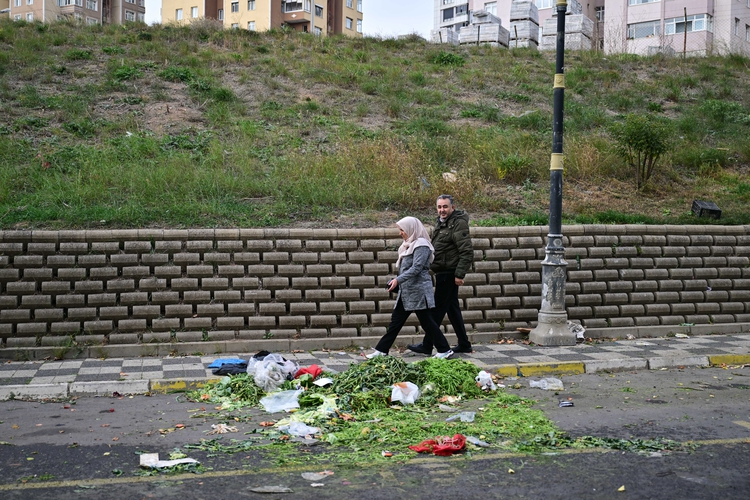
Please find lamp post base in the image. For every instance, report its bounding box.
[529,311,575,346]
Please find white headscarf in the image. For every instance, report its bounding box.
[396,216,434,268]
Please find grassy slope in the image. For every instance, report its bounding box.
[1,18,749,229]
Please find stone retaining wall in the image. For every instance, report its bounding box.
[1,225,750,354]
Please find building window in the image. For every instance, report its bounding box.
[627,20,660,39]
[231,23,238,28]
[346,17,352,29]
[595,6,604,22]
[86,16,98,24]
[536,0,553,9]
[628,0,659,5]
[86,0,97,10]
[248,0,254,10]
[191,6,198,17]
[138,0,144,5]
[315,4,323,16]
[746,24,749,42]
[14,0,21,6]
[281,0,310,12]
[231,2,238,13]
[357,0,362,13]
[175,8,183,20]
[314,26,322,35]
[665,14,712,35]
[125,0,134,3]
[442,0,454,4]
[455,4,467,15]
[248,20,255,30]
[483,2,496,15]
[26,12,34,21]
[346,0,352,7]
[125,10,135,21]
[14,14,21,20]
[27,0,33,5]
[443,8,454,21]
[137,12,144,22]
[218,9,223,20]
[356,18,362,32]
[735,18,740,36]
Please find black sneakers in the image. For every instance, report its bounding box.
[407,343,432,355]
[408,343,472,354]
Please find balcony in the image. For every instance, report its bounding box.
[282,0,311,24]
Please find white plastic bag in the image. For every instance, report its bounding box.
[391,382,420,405]
[475,371,497,391]
[278,421,320,437]
[259,389,303,413]
[529,378,564,391]
[252,353,300,392]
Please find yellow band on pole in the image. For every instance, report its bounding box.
[553,73,565,89]
[550,153,564,171]
[556,0,567,6]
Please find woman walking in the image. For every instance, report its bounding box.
[366,217,454,359]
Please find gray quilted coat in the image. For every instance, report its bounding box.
[395,246,435,311]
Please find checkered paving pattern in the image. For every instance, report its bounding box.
[2,334,749,386]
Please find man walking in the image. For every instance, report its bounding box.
[408,194,474,355]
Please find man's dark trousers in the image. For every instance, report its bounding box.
[421,273,470,351]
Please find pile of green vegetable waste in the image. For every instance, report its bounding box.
[186,356,690,464]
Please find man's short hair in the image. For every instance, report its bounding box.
[437,194,454,205]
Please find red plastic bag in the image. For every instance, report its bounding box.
[294,364,323,380]
[409,434,466,456]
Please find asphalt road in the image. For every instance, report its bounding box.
[1,366,749,499]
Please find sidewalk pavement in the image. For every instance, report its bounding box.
[2,333,750,401]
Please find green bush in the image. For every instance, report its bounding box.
[430,51,465,66]
[64,48,93,61]
[610,114,673,189]
[158,66,195,83]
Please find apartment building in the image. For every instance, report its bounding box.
[5,0,145,24]
[162,0,363,36]
[434,0,750,55]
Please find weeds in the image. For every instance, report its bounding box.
[0,18,749,228]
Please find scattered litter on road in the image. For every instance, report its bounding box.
[475,371,498,391]
[139,453,199,469]
[391,382,420,404]
[313,377,333,387]
[446,411,475,423]
[618,485,626,492]
[207,423,238,434]
[249,485,294,493]
[409,434,467,456]
[529,378,564,391]
[259,389,303,413]
[301,470,334,481]
[674,333,690,338]
[559,400,574,407]
[465,436,490,447]
[279,422,320,437]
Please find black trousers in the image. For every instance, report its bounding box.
[421,273,471,351]
[375,298,451,354]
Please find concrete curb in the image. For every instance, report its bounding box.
[0,351,745,401]
[0,383,68,400]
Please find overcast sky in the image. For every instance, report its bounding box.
[144,0,435,38]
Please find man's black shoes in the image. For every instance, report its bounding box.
[408,343,472,354]
[407,343,432,355]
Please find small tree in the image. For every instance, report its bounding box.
[610,114,672,190]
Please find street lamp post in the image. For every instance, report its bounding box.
[529,0,575,346]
